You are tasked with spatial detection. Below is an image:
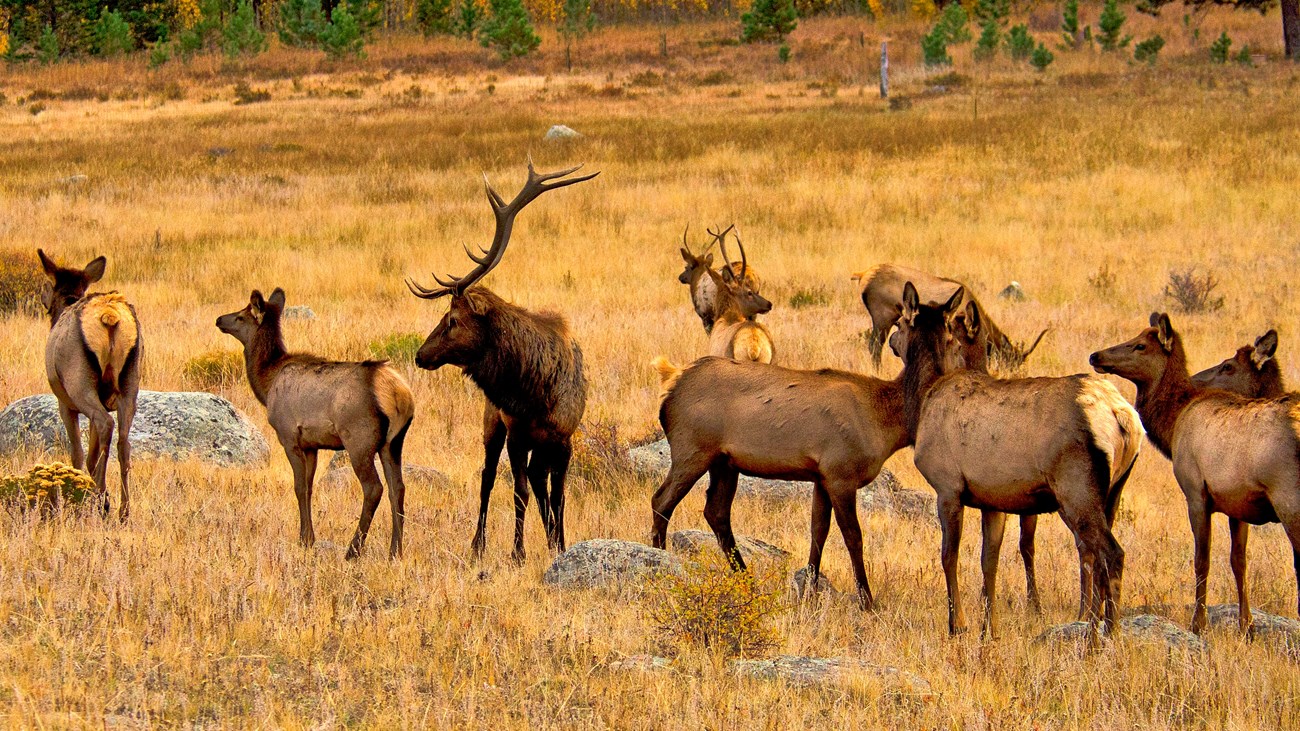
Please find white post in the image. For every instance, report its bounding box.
[880,41,889,99]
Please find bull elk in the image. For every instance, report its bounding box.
[677,224,762,334]
[1191,329,1284,398]
[705,227,774,364]
[1091,314,1300,634]
[853,263,1047,372]
[648,294,986,610]
[217,288,414,559]
[409,160,594,561]
[37,250,142,521]
[897,283,1141,638]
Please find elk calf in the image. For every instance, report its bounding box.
[37,250,142,521]
[898,284,1141,638]
[1191,330,1284,398]
[1092,314,1300,633]
[677,225,762,334]
[217,288,414,559]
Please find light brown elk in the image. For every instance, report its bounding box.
[217,288,414,559]
[1191,329,1285,398]
[648,290,986,610]
[854,263,1047,371]
[897,283,1142,638]
[409,161,594,561]
[706,228,774,364]
[1091,314,1300,633]
[677,225,762,334]
[37,250,141,521]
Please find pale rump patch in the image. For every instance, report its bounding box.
[79,292,138,387]
[650,356,683,402]
[373,365,415,441]
[733,326,774,365]
[1077,376,1144,483]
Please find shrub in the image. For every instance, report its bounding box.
[973,0,1008,26]
[1097,0,1130,51]
[789,287,829,309]
[1208,31,1231,63]
[456,0,484,39]
[741,0,798,44]
[279,0,327,47]
[973,19,999,61]
[223,0,267,58]
[921,3,970,66]
[1006,24,1034,60]
[1164,268,1224,313]
[938,2,972,43]
[148,42,172,68]
[417,0,455,35]
[1030,41,1054,70]
[368,332,423,364]
[0,462,96,516]
[1133,34,1164,64]
[1060,0,1081,49]
[233,80,271,104]
[1087,262,1116,292]
[480,0,541,59]
[93,10,134,56]
[0,251,45,316]
[778,42,790,62]
[182,350,245,390]
[646,558,783,658]
[321,4,366,58]
[1235,44,1253,65]
[37,24,58,64]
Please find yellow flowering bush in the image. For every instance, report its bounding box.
[0,462,97,515]
[645,556,782,658]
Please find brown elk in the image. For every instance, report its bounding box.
[897,283,1142,638]
[1091,314,1300,634]
[37,250,142,521]
[217,288,414,559]
[648,292,986,610]
[409,161,594,561]
[1191,330,1284,398]
[854,263,1047,371]
[705,228,774,364]
[677,225,762,334]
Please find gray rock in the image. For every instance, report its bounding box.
[1036,614,1207,652]
[608,654,673,674]
[63,174,88,185]
[1208,604,1300,652]
[858,485,937,523]
[668,529,790,563]
[321,459,451,490]
[542,539,682,590]
[544,124,582,141]
[283,305,316,320]
[0,392,269,467]
[207,147,234,158]
[790,566,839,598]
[730,655,932,698]
[999,281,1026,301]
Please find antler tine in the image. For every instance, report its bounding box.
[405,277,453,300]
[462,242,492,266]
[681,223,692,255]
[733,228,749,280]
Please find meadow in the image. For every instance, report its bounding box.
[1,10,1300,728]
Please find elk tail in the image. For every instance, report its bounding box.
[80,293,138,394]
[373,365,416,443]
[850,270,867,283]
[651,356,683,401]
[1021,328,1050,360]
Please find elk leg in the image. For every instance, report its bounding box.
[980,510,1007,640]
[115,395,136,523]
[703,463,744,571]
[1187,499,1212,634]
[285,447,316,549]
[57,403,85,471]
[829,483,873,611]
[473,414,508,558]
[526,449,554,549]
[379,436,407,559]
[346,449,384,560]
[1018,514,1041,614]
[507,439,531,562]
[1074,533,1095,621]
[649,451,711,549]
[85,407,115,515]
[803,480,833,599]
[548,442,572,553]
[1228,517,1251,634]
[938,496,967,635]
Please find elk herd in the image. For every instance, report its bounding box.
[23,160,1300,644]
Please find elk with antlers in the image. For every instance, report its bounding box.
[217,288,414,559]
[1192,330,1285,398]
[409,161,595,561]
[37,250,142,521]
[677,225,763,334]
[703,227,774,364]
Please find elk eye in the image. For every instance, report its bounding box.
[1135,344,1146,351]
[1224,365,1235,373]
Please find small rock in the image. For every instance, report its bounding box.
[858,485,937,523]
[63,174,88,185]
[790,566,839,597]
[668,529,789,564]
[731,655,932,698]
[1208,604,1300,652]
[999,281,1026,301]
[314,540,340,553]
[608,654,673,674]
[542,539,682,590]
[208,147,234,158]
[283,305,316,320]
[544,124,582,141]
[322,461,451,490]
[1036,614,1207,652]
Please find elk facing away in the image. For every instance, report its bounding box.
[1091,314,1300,633]
[677,224,762,334]
[896,283,1142,638]
[1192,329,1284,398]
[854,263,1047,372]
[217,288,414,559]
[705,227,774,364]
[648,290,984,610]
[37,250,142,521]
[409,161,594,561]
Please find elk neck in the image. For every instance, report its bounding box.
[464,296,578,419]
[245,314,291,405]
[899,326,947,441]
[1134,338,1199,460]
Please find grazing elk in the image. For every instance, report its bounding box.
[677,225,762,334]
[1191,330,1285,398]
[1091,314,1300,634]
[853,263,1047,371]
[705,228,774,364]
[409,161,594,561]
[217,288,414,559]
[37,250,141,521]
[897,284,1142,638]
[648,297,987,610]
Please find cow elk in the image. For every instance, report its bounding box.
[37,250,141,521]
[897,283,1141,638]
[1191,329,1285,398]
[409,161,594,561]
[1091,314,1300,634]
[217,288,414,559]
[677,224,762,334]
[854,264,1047,372]
[705,227,774,364]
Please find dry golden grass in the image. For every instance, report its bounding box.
[1,11,1300,728]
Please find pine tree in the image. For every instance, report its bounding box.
[1060,0,1081,49]
[558,0,595,70]
[740,0,797,44]
[973,19,999,60]
[455,0,483,38]
[1005,24,1033,60]
[279,0,327,47]
[417,0,455,36]
[222,0,267,58]
[321,3,365,58]
[37,24,59,64]
[1097,0,1130,51]
[93,10,134,56]
[1030,41,1054,70]
[479,0,540,59]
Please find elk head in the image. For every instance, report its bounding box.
[216,288,286,346]
[716,227,772,319]
[677,224,716,285]
[1089,312,1179,384]
[36,249,106,327]
[409,160,598,371]
[894,281,975,374]
[1191,329,1279,396]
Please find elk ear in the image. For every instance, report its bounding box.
[901,281,920,321]
[1156,313,1175,352]
[943,286,965,314]
[702,253,714,268]
[466,292,490,315]
[680,248,693,264]
[36,249,58,278]
[962,301,982,339]
[720,266,736,284]
[268,288,286,311]
[1253,329,1278,366]
[249,290,266,322]
[83,256,106,283]
[1149,312,1162,327]
[40,287,53,311]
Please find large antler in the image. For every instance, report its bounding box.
[717,225,748,283]
[704,224,733,258]
[407,158,599,300]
